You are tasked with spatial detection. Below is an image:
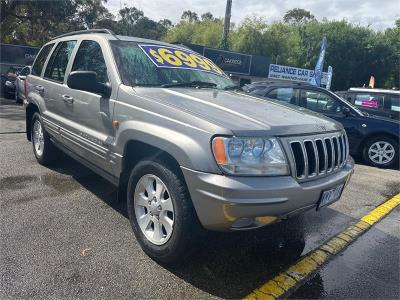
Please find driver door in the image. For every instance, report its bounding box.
[62,39,115,173]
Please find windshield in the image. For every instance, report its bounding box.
[110,41,235,90]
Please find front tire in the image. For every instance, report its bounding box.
[31,113,57,165]
[127,160,201,264]
[362,136,399,169]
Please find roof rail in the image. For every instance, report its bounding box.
[51,29,117,40]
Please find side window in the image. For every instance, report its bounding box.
[353,93,384,111]
[44,40,76,82]
[71,40,108,83]
[301,90,344,113]
[20,67,30,76]
[389,95,400,113]
[267,88,296,104]
[31,43,54,76]
[250,89,267,96]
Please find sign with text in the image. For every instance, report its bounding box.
[139,44,227,78]
[203,47,252,75]
[268,64,328,85]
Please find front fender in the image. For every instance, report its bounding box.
[114,120,222,174]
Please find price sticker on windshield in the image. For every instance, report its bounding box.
[139,44,227,78]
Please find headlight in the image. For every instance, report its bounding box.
[212,136,289,175]
[5,81,13,87]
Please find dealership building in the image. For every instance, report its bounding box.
[0,43,39,74]
[178,43,271,86]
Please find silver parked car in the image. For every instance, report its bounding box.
[25,29,354,263]
[15,66,31,103]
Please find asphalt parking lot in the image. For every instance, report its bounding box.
[1,97,399,299]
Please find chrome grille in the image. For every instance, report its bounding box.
[287,131,348,180]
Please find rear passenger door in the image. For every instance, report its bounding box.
[61,40,115,172]
[41,40,77,137]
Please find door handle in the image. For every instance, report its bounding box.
[62,94,74,104]
[35,85,44,92]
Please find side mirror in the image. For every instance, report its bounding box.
[67,71,111,97]
[342,106,352,117]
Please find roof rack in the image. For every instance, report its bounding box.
[51,29,117,40]
[252,80,313,86]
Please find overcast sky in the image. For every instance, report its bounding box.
[106,0,399,31]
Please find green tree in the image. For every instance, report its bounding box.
[181,10,198,22]
[283,8,315,26]
[163,17,223,47]
[201,12,214,21]
[0,0,110,46]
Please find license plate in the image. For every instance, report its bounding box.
[318,183,344,209]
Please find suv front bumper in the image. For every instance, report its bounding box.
[181,157,354,231]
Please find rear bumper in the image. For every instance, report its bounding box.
[181,157,354,231]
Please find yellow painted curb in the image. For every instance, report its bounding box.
[244,193,400,300]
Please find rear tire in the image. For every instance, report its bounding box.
[31,113,58,166]
[126,159,201,264]
[362,136,399,169]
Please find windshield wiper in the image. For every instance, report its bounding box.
[223,84,242,91]
[161,81,217,88]
[133,83,163,87]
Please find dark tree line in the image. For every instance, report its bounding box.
[1,0,171,45]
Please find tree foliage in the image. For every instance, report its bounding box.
[1,1,171,45]
[283,8,315,25]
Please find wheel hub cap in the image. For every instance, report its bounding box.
[368,141,395,164]
[134,174,174,245]
[32,120,44,157]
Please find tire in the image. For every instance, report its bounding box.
[31,112,58,165]
[126,159,201,264]
[362,135,399,169]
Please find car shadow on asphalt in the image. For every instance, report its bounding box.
[44,154,310,298]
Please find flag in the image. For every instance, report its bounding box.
[326,66,333,90]
[310,35,327,87]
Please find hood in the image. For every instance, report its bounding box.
[135,87,343,136]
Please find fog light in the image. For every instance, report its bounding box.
[255,216,278,225]
[232,217,254,228]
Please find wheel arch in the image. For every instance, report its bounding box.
[358,131,399,154]
[118,140,187,202]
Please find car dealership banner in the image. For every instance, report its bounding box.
[268,64,329,86]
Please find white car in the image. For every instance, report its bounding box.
[15,66,31,103]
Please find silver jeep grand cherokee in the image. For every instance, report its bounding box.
[25,29,354,263]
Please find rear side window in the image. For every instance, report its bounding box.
[19,67,30,76]
[71,40,108,83]
[44,40,76,82]
[267,88,296,104]
[353,93,384,110]
[31,43,54,76]
[389,95,400,113]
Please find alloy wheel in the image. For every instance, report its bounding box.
[134,174,174,245]
[368,141,395,165]
[32,119,45,157]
